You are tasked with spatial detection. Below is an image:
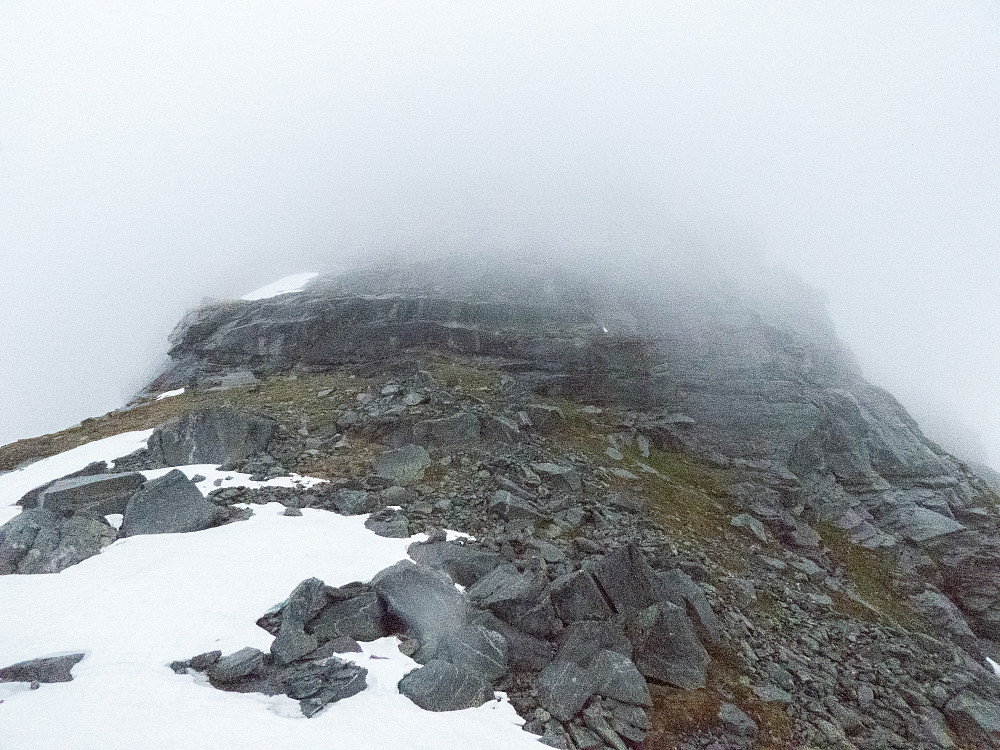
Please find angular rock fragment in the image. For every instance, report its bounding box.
[407,539,502,588]
[412,413,481,447]
[550,570,613,624]
[588,544,661,614]
[374,444,431,486]
[398,659,494,711]
[371,561,467,660]
[0,509,115,574]
[208,647,265,683]
[364,508,410,538]
[33,472,146,517]
[280,656,368,717]
[309,587,388,643]
[121,470,225,536]
[536,659,598,721]
[437,625,508,684]
[0,653,85,683]
[271,578,328,665]
[466,563,557,637]
[588,649,651,707]
[626,601,710,689]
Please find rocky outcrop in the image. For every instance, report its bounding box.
[121,469,228,537]
[144,409,275,467]
[0,653,85,684]
[0,509,115,574]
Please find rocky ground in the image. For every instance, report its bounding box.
[3,259,1000,748]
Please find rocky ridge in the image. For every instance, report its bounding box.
[3,256,1000,748]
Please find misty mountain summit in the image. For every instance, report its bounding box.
[2,256,1000,749]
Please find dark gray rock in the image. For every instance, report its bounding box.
[271,578,328,665]
[587,649,651,707]
[487,490,546,528]
[526,404,565,433]
[121,470,224,536]
[472,611,555,671]
[364,508,410,538]
[34,472,145,517]
[331,489,375,515]
[657,568,721,646]
[466,563,557,637]
[482,414,520,443]
[718,702,759,739]
[558,621,633,665]
[309,588,388,642]
[626,602,710,689]
[279,656,368,717]
[170,650,221,674]
[374,444,431,486]
[536,659,598,721]
[371,561,467,660]
[208,647,265,683]
[412,413,481,447]
[147,409,275,467]
[0,509,115,574]
[438,625,508,684]
[0,653,84,683]
[530,463,582,492]
[945,690,1000,747]
[550,570,613,624]
[397,659,494,711]
[588,544,661,614]
[407,540,502,588]
[17,461,109,509]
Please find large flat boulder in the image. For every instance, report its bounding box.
[147,409,275,466]
[626,602,710,689]
[373,445,431,486]
[371,561,467,660]
[121,470,225,536]
[407,539,502,588]
[0,510,115,574]
[536,660,598,721]
[588,544,662,614]
[36,472,146,517]
[398,659,494,712]
[466,563,557,637]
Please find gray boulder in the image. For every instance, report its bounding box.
[374,444,431,486]
[466,563,557,637]
[407,540,502,588]
[147,408,275,466]
[526,404,565,433]
[718,702,759,740]
[482,415,520,443]
[530,463,582,492]
[17,461,109,509]
[550,570,613,624]
[536,659,598,721]
[398,660,494,711]
[588,649,651,707]
[588,545,662,614]
[371,561,467,660]
[279,656,368,717]
[34,472,145,517]
[657,568,721,646]
[207,647,265,683]
[487,490,547,528]
[271,578,328,665]
[438,625,508,684]
[472,611,555,671]
[892,506,966,543]
[364,508,410,538]
[0,510,115,574]
[309,588,388,643]
[558,621,633,665]
[121,470,225,536]
[626,602,710,689]
[412,413,481,447]
[0,653,85,683]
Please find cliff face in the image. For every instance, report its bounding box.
[152,256,1000,642]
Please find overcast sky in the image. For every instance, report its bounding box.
[1,2,998,467]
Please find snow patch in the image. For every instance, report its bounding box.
[140,465,326,497]
[0,502,540,749]
[155,388,185,401]
[988,657,1000,677]
[241,273,319,301]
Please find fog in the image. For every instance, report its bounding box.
[1,3,998,467]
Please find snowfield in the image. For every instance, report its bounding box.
[0,432,542,750]
[241,272,319,301]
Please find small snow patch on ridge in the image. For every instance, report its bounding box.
[242,273,319,301]
[155,388,185,401]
